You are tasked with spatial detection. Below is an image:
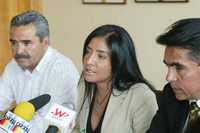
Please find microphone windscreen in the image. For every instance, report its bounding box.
[45,125,59,133]
[13,102,35,121]
[28,94,51,111]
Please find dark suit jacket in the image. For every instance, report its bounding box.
[147,83,189,133]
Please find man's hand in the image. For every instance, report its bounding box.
[0,101,17,116]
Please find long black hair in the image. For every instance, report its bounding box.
[80,24,154,104]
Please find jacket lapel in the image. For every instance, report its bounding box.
[101,89,128,132]
[174,100,189,133]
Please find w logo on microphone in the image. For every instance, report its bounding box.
[51,108,69,118]
[45,103,77,131]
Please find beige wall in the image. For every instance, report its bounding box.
[42,0,200,90]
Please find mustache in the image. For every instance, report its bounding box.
[14,54,30,59]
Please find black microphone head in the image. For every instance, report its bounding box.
[28,94,51,111]
[45,125,59,133]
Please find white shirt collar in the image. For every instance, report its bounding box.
[35,46,53,72]
[23,46,53,74]
[196,100,200,108]
[189,99,200,108]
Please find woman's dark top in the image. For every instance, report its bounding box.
[86,93,109,133]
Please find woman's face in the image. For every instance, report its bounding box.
[83,37,112,85]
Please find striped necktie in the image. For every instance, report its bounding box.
[188,102,200,122]
[184,102,200,133]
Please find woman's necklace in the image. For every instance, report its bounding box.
[93,89,111,113]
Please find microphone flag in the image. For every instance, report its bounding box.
[45,103,77,133]
[0,111,30,133]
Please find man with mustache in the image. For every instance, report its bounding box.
[146,18,200,133]
[0,10,79,132]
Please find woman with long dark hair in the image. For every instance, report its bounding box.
[73,25,158,133]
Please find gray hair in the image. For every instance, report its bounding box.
[11,10,49,42]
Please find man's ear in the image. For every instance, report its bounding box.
[42,36,49,48]
[197,64,200,71]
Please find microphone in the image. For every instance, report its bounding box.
[14,94,51,121]
[45,125,59,133]
[45,103,77,133]
[0,94,51,133]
